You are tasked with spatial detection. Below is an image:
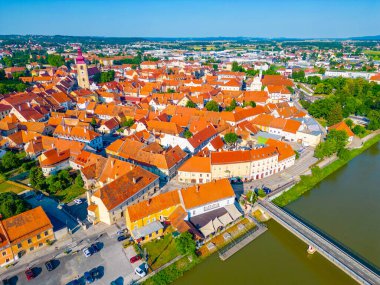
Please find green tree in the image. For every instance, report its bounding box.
[185,100,197,108]
[205,100,219,112]
[29,167,46,190]
[225,99,237,111]
[243,101,256,108]
[326,104,343,126]
[231,62,245,72]
[1,151,21,170]
[91,117,97,127]
[75,174,84,187]
[224,133,238,145]
[47,54,65,67]
[183,129,193,139]
[0,192,31,219]
[122,118,135,128]
[175,232,196,256]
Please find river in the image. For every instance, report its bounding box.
[176,142,380,285]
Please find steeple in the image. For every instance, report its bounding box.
[76,48,86,64]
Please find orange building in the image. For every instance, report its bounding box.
[0,206,54,267]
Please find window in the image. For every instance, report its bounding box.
[30,247,34,251]
[27,239,32,244]
[17,243,22,249]
[37,234,41,239]
[2,251,6,256]
[45,231,49,236]
[39,243,43,247]
[5,258,9,263]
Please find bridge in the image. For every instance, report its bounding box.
[258,200,380,285]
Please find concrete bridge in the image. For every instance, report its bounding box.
[258,200,380,285]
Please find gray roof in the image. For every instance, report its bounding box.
[132,221,164,239]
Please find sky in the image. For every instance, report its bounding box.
[0,0,379,38]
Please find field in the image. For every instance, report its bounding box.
[364,50,380,60]
[0,181,27,194]
[142,233,180,270]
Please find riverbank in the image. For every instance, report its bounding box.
[273,134,380,207]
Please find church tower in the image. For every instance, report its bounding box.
[76,48,90,89]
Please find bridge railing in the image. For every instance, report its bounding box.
[259,201,380,285]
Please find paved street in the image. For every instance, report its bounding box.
[1,230,141,285]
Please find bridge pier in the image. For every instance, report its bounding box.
[307,245,316,254]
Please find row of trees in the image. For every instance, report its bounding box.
[93,70,115,83]
[0,69,28,94]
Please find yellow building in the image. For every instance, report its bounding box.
[125,191,181,243]
[0,206,54,267]
[76,48,90,89]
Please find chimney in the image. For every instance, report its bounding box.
[132,177,137,184]
[196,184,200,192]
[111,159,115,167]
[147,199,151,206]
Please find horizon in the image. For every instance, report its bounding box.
[0,0,379,38]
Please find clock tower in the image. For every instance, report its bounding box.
[76,48,90,89]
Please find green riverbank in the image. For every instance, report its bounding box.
[273,134,380,207]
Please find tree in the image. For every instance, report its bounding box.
[205,100,219,112]
[1,151,20,170]
[47,54,65,67]
[243,101,256,108]
[29,167,46,190]
[75,174,84,187]
[345,119,354,128]
[352,125,366,136]
[175,232,196,256]
[185,100,197,108]
[326,104,343,126]
[183,129,193,139]
[90,117,97,127]
[121,118,135,128]
[225,99,237,112]
[99,70,115,83]
[0,192,31,219]
[224,133,238,145]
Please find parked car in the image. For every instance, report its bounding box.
[25,268,35,280]
[116,229,125,236]
[74,199,82,205]
[83,247,93,257]
[134,263,148,278]
[117,235,128,242]
[90,243,99,253]
[45,260,54,271]
[129,254,142,263]
[84,272,94,284]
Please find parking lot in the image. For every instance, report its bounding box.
[2,232,142,285]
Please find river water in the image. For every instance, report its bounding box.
[176,142,380,285]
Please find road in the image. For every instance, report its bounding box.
[1,231,142,285]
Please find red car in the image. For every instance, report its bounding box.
[129,254,142,263]
[25,268,35,280]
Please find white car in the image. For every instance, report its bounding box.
[83,247,92,257]
[74,199,82,205]
[134,263,148,277]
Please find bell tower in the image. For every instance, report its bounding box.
[76,47,90,89]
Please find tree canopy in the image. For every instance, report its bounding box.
[224,132,239,145]
[175,232,196,256]
[0,192,31,219]
[205,100,219,112]
[314,129,348,159]
[47,54,65,67]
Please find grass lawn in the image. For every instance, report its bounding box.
[142,233,181,270]
[0,181,26,194]
[273,134,380,207]
[53,183,86,203]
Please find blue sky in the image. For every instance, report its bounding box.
[0,0,379,38]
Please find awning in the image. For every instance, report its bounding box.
[225,204,243,220]
[219,212,233,226]
[132,221,163,239]
[212,217,223,230]
[199,220,215,237]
